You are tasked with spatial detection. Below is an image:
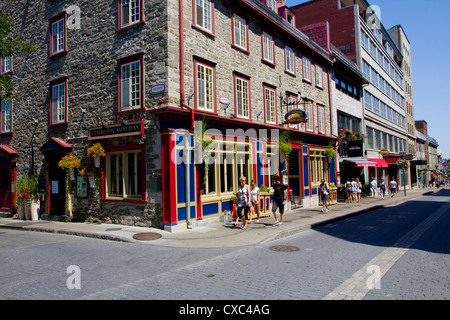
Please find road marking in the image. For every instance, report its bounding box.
[323,202,450,300]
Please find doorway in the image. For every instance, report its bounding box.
[47,155,66,215]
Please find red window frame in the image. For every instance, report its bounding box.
[117,53,145,113]
[233,72,251,120]
[231,11,249,54]
[49,12,67,58]
[193,56,217,113]
[317,104,326,134]
[302,55,312,83]
[261,30,276,67]
[192,0,215,36]
[284,44,296,76]
[102,143,147,203]
[50,77,68,126]
[0,99,13,135]
[117,0,145,31]
[263,83,277,125]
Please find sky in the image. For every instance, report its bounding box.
[286,0,450,159]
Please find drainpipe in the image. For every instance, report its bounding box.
[179,0,192,229]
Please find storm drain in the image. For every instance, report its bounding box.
[269,245,300,252]
[132,232,162,241]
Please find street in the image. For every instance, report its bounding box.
[0,191,449,301]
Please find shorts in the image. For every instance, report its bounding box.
[380,187,386,194]
[390,188,396,193]
[237,206,249,219]
[321,194,328,206]
[272,201,285,214]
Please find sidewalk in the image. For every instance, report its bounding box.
[0,188,438,248]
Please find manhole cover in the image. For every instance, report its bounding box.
[132,232,162,241]
[269,245,300,252]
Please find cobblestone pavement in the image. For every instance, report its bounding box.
[1,191,448,301]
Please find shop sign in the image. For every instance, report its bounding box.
[379,149,389,156]
[88,120,144,140]
[347,140,363,158]
[284,109,308,124]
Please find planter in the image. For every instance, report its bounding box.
[88,176,95,188]
[30,199,40,221]
[94,157,101,168]
[24,199,31,220]
[319,187,338,206]
[69,168,76,181]
[18,198,26,220]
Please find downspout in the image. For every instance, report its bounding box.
[179,0,192,228]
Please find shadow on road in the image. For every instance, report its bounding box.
[314,189,450,254]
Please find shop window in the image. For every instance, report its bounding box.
[310,149,327,187]
[105,146,144,200]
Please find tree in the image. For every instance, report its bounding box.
[0,13,35,100]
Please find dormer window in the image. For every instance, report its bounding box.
[268,0,277,12]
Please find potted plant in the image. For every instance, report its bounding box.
[87,143,106,168]
[58,155,81,181]
[17,175,41,220]
[79,166,97,188]
[325,140,336,163]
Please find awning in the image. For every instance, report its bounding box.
[341,157,378,167]
[0,145,18,158]
[369,158,389,168]
[39,137,72,152]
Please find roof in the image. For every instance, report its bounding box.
[0,145,18,157]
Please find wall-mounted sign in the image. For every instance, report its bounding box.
[347,140,364,158]
[284,109,308,124]
[88,120,144,140]
[150,84,165,95]
[219,96,230,104]
[379,149,389,156]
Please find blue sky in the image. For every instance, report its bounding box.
[286,0,450,159]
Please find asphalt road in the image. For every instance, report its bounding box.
[1,190,448,302]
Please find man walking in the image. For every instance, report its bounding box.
[390,178,397,198]
[271,176,287,226]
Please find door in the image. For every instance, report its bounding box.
[0,163,11,211]
[48,156,66,215]
[288,149,302,206]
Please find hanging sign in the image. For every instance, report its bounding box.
[284,109,308,124]
[88,120,144,140]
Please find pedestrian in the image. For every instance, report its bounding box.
[370,177,377,198]
[390,178,397,198]
[351,178,358,203]
[345,178,352,203]
[319,179,329,213]
[379,178,386,200]
[271,175,287,226]
[249,180,260,223]
[236,176,252,230]
[356,178,362,203]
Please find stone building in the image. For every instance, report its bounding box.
[0,0,338,230]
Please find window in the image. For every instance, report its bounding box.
[195,58,215,112]
[49,13,67,57]
[264,85,276,124]
[105,146,144,200]
[118,54,144,112]
[367,127,374,149]
[234,74,250,119]
[315,65,323,88]
[262,31,274,64]
[118,0,144,29]
[1,99,12,133]
[268,0,277,12]
[285,45,295,74]
[317,105,325,134]
[310,149,327,186]
[305,102,313,131]
[1,56,12,74]
[50,78,68,125]
[194,0,213,33]
[303,56,311,81]
[232,13,248,52]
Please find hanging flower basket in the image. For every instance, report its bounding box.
[58,155,81,170]
[87,143,106,168]
[397,159,410,170]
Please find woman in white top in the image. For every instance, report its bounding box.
[249,180,260,223]
[236,177,252,230]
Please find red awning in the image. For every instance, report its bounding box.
[369,158,389,168]
[0,145,18,157]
